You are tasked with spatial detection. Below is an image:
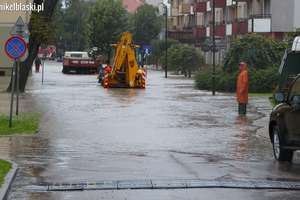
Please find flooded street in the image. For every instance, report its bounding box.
[1,61,300,199]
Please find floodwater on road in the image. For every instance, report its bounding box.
[1,61,300,199]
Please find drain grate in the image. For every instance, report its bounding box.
[26,179,300,192]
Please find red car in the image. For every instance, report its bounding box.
[63,51,100,74]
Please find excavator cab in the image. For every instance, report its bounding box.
[102,32,146,89]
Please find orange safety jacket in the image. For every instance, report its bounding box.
[104,65,112,74]
[236,64,249,104]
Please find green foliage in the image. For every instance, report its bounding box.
[161,45,204,77]
[30,13,55,44]
[224,34,287,72]
[150,39,179,63]
[195,66,279,93]
[132,4,162,45]
[285,28,300,47]
[0,113,40,135]
[248,67,279,93]
[0,160,11,186]
[89,0,130,54]
[53,0,90,51]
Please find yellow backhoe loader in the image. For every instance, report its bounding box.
[102,32,146,89]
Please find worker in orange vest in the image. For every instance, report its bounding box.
[104,61,112,74]
[236,62,249,115]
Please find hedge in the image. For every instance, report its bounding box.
[195,67,278,93]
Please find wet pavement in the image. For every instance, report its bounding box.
[0,61,300,199]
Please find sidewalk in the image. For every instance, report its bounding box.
[0,76,34,114]
[0,161,18,200]
[0,77,10,92]
[0,77,11,114]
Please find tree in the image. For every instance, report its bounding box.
[284,28,300,47]
[132,4,162,45]
[162,44,204,78]
[224,34,287,72]
[89,0,129,56]
[54,0,90,51]
[150,39,178,67]
[8,0,59,92]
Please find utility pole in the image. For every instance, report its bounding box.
[212,0,216,96]
[165,4,168,78]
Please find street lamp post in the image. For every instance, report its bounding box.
[164,4,168,78]
[159,2,168,78]
[212,0,216,96]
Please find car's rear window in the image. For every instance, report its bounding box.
[290,77,300,98]
[70,54,83,58]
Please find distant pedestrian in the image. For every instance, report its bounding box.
[236,62,249,115]
[98,63,104,83]
[35,57,42,73]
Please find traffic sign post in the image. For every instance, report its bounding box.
[4,35,27,127]
[41,45,47,85]
[16,61,20,116]
[9,64,16,128]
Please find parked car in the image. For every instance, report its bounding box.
[269,37,300,162]
[63,51,100,74]
[269,75,300,162]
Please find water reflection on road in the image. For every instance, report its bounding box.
[0,62,299,199]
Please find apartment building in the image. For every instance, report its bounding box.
[169,0,300,64]
[0,0,31,76]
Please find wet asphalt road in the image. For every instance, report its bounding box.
[1,61,300,199]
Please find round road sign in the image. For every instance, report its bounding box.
[4,36,27,60]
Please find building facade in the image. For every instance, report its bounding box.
[168,0,300,64]
[0,0,31,76]
[123,0,145,13]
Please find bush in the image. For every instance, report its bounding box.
[161,44,204,77]
[224,34,287,72]
[195,66,278,93]
[150,39,179,66]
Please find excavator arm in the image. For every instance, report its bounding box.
[103,32,146,88]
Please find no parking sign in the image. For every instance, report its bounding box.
[4,36,27,60]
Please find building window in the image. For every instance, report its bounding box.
[215,8,223,24]
[196,12,205,26]
[237,2,248,19]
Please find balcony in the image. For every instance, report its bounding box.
[248,14,271,33]
[232,20,248,35]
[193,27,206,39]
[171,8,179,16]
[194,2,206,12]
[239,20,248,34]
[179,4,191,15]
[226,23,232,35]
[226,0,237,6]
[168,30,194,43]
[215,0,226,8]
[210,24,226,37]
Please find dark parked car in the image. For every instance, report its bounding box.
[269,74,300,162]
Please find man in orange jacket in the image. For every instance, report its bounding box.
[236,62,249,115]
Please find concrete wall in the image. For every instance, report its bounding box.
[0,0,31,76]
[294,0,300,30]
[250,0,262,15]
[0,25,14,76]
[271,0,294,32]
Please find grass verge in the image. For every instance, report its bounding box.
[249,93,272,97]
[0,113,40,136]
[0,160,12,187]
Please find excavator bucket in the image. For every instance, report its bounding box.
[102,32,146,89]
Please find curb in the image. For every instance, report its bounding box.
[0,161,18,200]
